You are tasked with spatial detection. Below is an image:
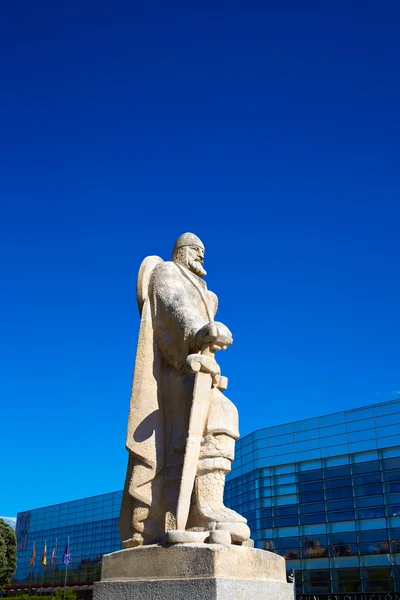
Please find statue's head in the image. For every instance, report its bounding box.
[172,232,206,277]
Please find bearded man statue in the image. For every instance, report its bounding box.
[119,233,251,548]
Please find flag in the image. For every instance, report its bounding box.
[62,540,70,565]
[50,540,57,566]
[41,541,47,566]
[29,542,36,567]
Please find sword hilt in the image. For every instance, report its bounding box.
[201,343,215,359]
[198,344,228,391]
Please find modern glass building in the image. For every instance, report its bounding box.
[11,398,400,598]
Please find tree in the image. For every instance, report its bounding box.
[0,518,17,591]
[53,587,77,600]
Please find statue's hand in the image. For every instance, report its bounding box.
[195,322,233,350]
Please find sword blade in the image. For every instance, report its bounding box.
[175,370,212,531]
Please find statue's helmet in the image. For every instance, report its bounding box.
[173,232,205,255]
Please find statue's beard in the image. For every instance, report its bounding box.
[189,260,207,277]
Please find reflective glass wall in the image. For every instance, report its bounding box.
[13,491,122,589]
[226,398,400,594]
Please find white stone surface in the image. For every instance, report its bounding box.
[119,233,250,548]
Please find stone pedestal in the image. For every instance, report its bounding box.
[93,544,294,600]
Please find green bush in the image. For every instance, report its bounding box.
[0,519,17,590]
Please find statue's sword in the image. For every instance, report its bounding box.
[175,343,228,532]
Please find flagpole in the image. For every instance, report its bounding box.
[51,538,58,598]
[63,536,69,600]
[40,539,47,596]
[28,541,36,599]
[28,568,33,598]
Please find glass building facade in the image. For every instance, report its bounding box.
[12,399,400,598]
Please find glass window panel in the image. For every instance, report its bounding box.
[319,423,347,437]
[354,495,384,508]
[269,433,293,447]
[299,502,325,514]
[275,484,296,495]
[331,542,358,557]
[381,447,400,459]
[364,565,392,579]
[359,540,390,555]
[352,460,380,474]
[268,454,294,466]
[320,433,347,448]
[326,498,354,511]
[334,567,361,580]
[269,444,293,457]
[301,533,328,547]
[302,542,329,558]
[382,457,400,471]
[295,448,321,461]
[332,556,360,568]
[293,417,319,433]
[319,412,345,427]
[268,423,293,437]
[327,510,355,522]
[274,516,298,527]
[303,563,330,576]
[275,494,297,505]
[383,470,400,482]
[373,400,400,417]
[325,454,350,467]
[346,418,375,432]
[347,428,376,443]
[274,537,299,549]
[253,448,268,460]
[366,577,394,591]
[325,476,352,490]
[346,407,374,422]
[298,458,322,471]
[274,474,296,485]
[325,488,353,500]
[294,438,320,452]
[275,526,299,538]
[356,506,385,519]
[386,504,400,517]
[330,531,357,544]
[353,472,382,485]
[357,518,387,531]
[273,505,297,517]
[329,521,356,533]
[375,413,400,427]
[297,469,323,482]
[294,428,319,442]
[376,423,400,438]
[354,483,383,496]
[298,480,323,492]
[299,491,325,503]
[299,513,326,525]
[387,482,400,493]
[348,439,378,453]
[300,523,327,535]
[275,464,295,474]
[321,444,349,458]
[253,428,268,440]
[259,518,273,528]
[324,465,351,479]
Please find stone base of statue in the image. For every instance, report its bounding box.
[93,543,294,600]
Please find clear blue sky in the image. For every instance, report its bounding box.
[1,0,399,518]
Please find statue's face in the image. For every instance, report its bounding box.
[174,244,207,277]
[187,245,204,267]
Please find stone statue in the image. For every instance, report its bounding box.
[119,233,250,548]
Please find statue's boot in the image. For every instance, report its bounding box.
[193,460,251,543]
